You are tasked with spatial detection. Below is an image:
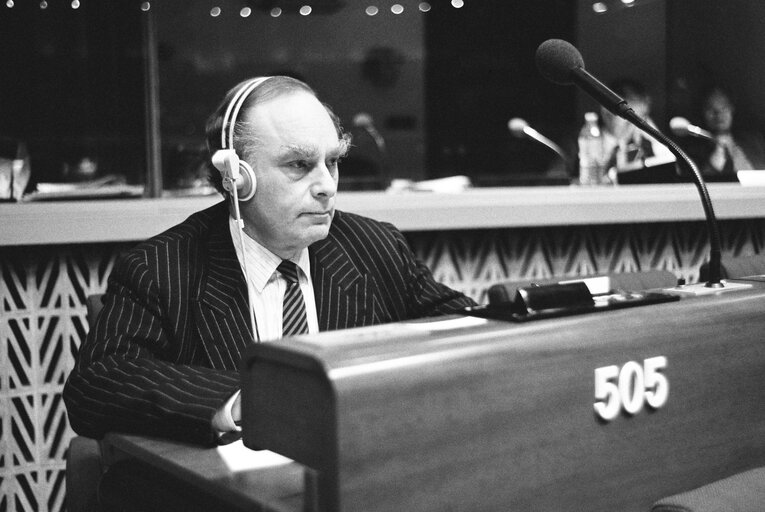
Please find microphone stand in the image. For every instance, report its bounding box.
[622,109,723,288]
[509,119,574,179]
[534,39,723,288]
[353,114,389,190]
[526,129,574,177]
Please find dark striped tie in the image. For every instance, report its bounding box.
[277,260,309,336]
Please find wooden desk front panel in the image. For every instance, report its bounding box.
[103,434,306,512]
[245,287,765,512]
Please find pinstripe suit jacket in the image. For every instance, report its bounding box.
[63,201,475,445]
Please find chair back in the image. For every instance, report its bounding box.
[86,294,105,329]
[67,293,107,512]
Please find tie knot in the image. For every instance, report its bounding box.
[277,260,300,284]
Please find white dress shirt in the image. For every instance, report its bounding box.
[228,216,319,341]
[214,216,320,436]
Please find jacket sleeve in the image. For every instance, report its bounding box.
[335,211,477,320]
[63,248,240,446]
[388,224,478,318]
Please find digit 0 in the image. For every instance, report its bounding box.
[619,361,645,415]
[594,356,668,421]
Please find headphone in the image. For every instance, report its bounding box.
[211,78,274,342]
[211,76,272,202]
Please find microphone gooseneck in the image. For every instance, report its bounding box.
[535,39,723,288]
[669,117,716,143]
[508,117,572,172]
[353,112,389,189]
[627,116,723,288]
[353,112,387,153]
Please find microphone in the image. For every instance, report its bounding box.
[535,38,723,288]
[353,112,386,153]
[535,39,632,119]
[508,117,572,170]
[352,112,389,189]
[669,117,716,142]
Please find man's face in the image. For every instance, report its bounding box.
[626,95,649,120]
[238,91,346,259]
[703,92,734,134]
[602,93,649,139]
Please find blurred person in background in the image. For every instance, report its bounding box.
[599,78,675,183]
[689,85,765,181]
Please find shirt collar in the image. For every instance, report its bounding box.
[228,217,311,292]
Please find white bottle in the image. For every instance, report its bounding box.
[577,112,607,185]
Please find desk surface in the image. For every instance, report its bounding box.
[103,434,305,512]
[3,183,765,245]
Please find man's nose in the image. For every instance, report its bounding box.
[312,164,337,198]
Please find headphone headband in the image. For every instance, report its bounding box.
[216,77,271,343]
[220,76,272,151]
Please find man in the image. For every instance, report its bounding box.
[63,76,476,446]
[599,78,676,181]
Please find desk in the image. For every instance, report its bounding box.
[100,279,765,512]
[3,184,765,245]
[9,187,764,508]
[243,280,765,512]
[102,434,305,512]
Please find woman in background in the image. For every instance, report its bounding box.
[686,85,765,181]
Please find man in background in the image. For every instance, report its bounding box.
[599,78,676,182]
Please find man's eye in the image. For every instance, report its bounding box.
[290,160,309,170]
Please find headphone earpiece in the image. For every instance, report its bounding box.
[236,160,256,202]
[212,149,256,202]
[213,77,271,203]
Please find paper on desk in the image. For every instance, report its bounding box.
[387,175,472,193]
[737,170,765,186]
[402,315,488,331]
[217,439,294,472]
[297,315,489,349]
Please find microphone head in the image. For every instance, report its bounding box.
[508,118,528,137]
[669,116,690,135]
[353,112,373,128]
[669,116,715,141]
[535,39,585,85]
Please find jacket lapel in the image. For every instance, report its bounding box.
[310,232,376,331]
[193,205,253,370]
[191,204,377,363]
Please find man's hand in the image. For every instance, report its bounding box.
[232,393,242,426]
[212,390,242,433]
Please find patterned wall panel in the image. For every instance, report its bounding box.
[1,245,127,512]
[408,220,765,304]
[1,219,763,511]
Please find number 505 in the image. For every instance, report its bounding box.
[594,356,669,421]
